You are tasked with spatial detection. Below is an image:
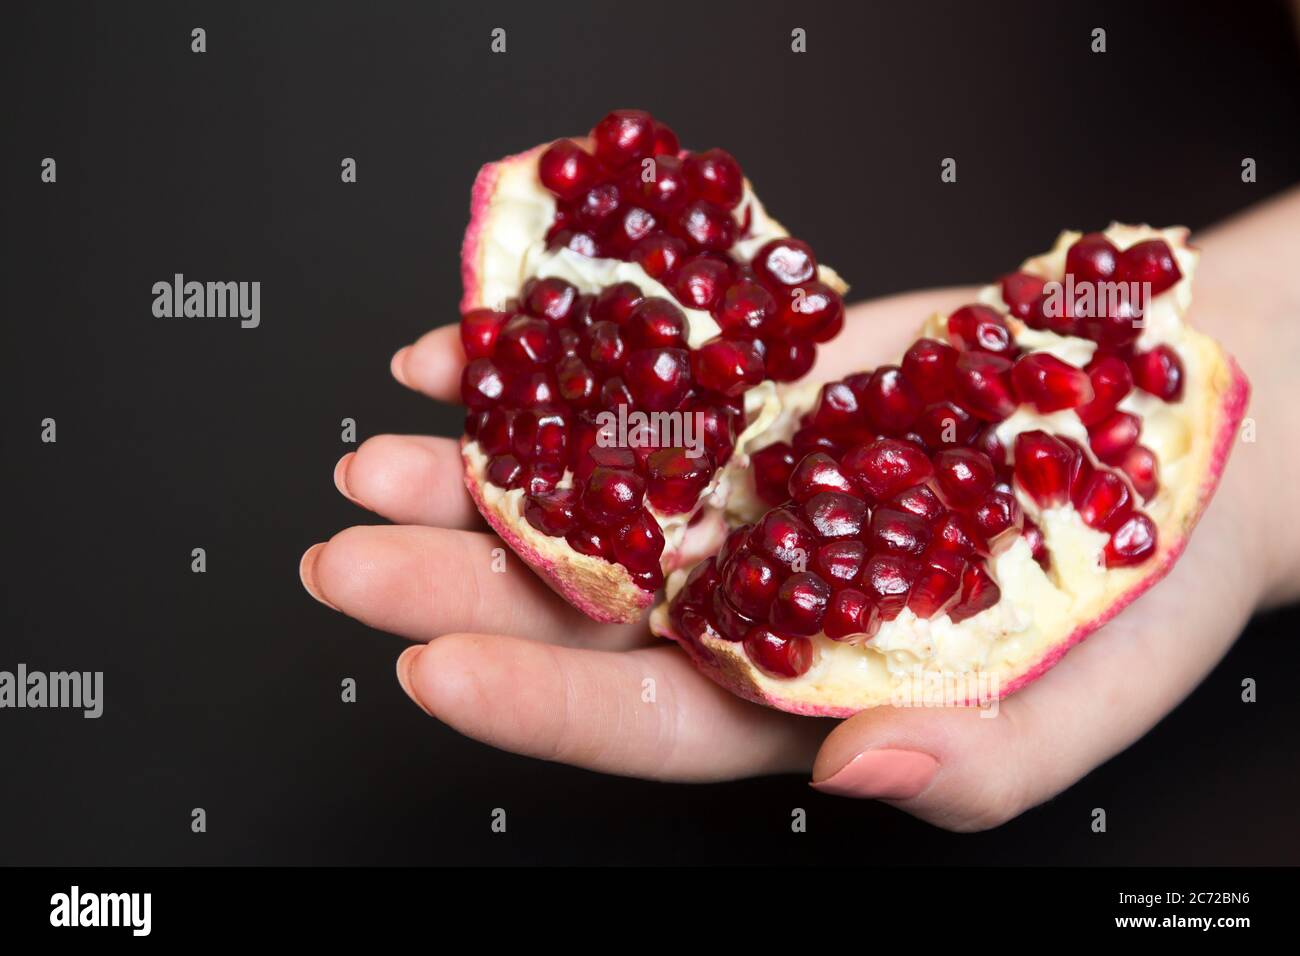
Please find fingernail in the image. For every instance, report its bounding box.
[811,749,939,800]
[299,543,340,611]
[390,345,412,387]
[396,645,433,716]
[333,452,362,504]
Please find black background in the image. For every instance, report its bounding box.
[3,0,1299,865]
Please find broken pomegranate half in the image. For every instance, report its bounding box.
[653,224,1248,715]
[459,110,847,623]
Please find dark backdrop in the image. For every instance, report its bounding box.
[3,0,1298,865]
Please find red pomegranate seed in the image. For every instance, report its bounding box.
[743,627,814,678]
[461,358,506,410]
[603,206,658,257]
[486,454,524,489]
[1088,410,1141,465]
[573,182,622,230]
[581,467,646,523]
[525,462,564,496]
[460,308,509,359]
[1120,444,1159,501]
[1119,239,1182,295]
[802,491,867,540]
[902,338,958,403]
[973,490,1023,551]
[676,201,735,252]
[625,298,687,349]
[495,316,558,370]
[508,370,561,406]
[575,444,634,482]
[612,510,666,572]
[1105,512,1158,567]
[645,447,713,514]
[522,277,578,323]
[592,282,645,326]
[1073,469,1135,532]
[972,425,1009,469]
[1000,272,1047,320]
[824,588,879,641]
[723,552,779,619]
[953,351,1016,421]
[752,238,817,287]
[683,398,737,463]
[913,401,976,450]
[567,525,613,559]
[868,508,931,557]
[712,591,758,642]
[908,552,965,619]
[475,408,513,455]
[751,507,818,571]
[524,489,579,536]
[717,525,750,569]
[538,140,597,200]
[788,452,855,502]
[511,405,569,463]
[668,255,731,311]
[861,365,922,433]
[1076,354,1133,426]
[631,155,690,215]
[1079,293,1143,350]
[778,281,844,343]
[1026,286,1081,336]
[714,278,776,336]
[684,148,744,209]
[751,443,798,505]
[813,539,867,588]
[585,321,628,373]
[554,356,596,407]
[591,109,655,170]
[1066,232,1120,282]
[624,347,690,410]
[891,485,945,523]
[631,235,688,279]
[1011,352,1094,413]
[934,447,996,509]
[931,511,983,558]
[793,426,844,460]
[651,122,679,156]
[863,554,920,621]
[770,572,832,635]
[1014,430,1075,507]
[947,304,1013,356]
[691,337,764,397]
[1022,518,1050,570]
[678,557,720,609]
[1130,345,1185,402]
[809,380,867,437]
[949,563,1001,622]
[841,438,935,501]
[600,376,636,410]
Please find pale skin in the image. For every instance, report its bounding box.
[300,186,1300,831]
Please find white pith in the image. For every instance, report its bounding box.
[651,224,1240,709]
[461,141,849,618]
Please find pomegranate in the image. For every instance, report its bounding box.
[459,111,848,622]
[652,224,1248,715]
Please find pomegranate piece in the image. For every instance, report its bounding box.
[475,408,513,455]
[556,355,597,406]
[461,357,508,410]
[931,511,983,558]
[1011,352,1094,413]
[751,443,799,505]
[1104,513,1158,567]
[770,572,832,635]
[566,525,612,559]
[952,351,1017,421]
[902,338,958,403]
[538,140,597,200]
[645,447,713,514]
[1130,345,1185,402]
[1065,232,1121,283]
[933,447,996,509]
[743,627,814,678]
[1088,410,1141,465]
[591,109,655,170]
[1119,239,1182,295]
[913,401,976,450]
[803,491,868,540]
[788,452,855,502]
[841,438,935,501]
[752,238,817,287]
[947,304,1013,356]
[523,277,579,324]
[1014,430,1075,508]
[625,298,687,349]
[722,553,780,620]
[511,405,569,463]
[496,315,559,370]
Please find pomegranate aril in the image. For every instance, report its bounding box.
[538,140,597,200]
[585,321,628,374]
[1022,518,1050,571]
[567,525,612,560]
[712,591,758,642]
[861,365,921,433]
[891,485,945,523]
[973,491,1023,551]
[460,308,509,359]
[645,447,712,514]
[717,525,750,570]
[625,298,687,349]
[495,316,558,370]
[868,508,931,557]
[676,201,735,252]
[931,511,983,558]
[934,447,996,509]
[1014,430,1075,507]
[691,337,764,397]
[574,182,622,230]
[1026,287,1080,336]
[1105,513,1158,567]
[1073,469,1135,532]
[948,304,1013,356]
[684,149,744,209]
[1130,345,1185,402]
[522,277,578,323]
[802,491,867,540]
[486,454,524,489]
[743,627,814,678]
[793,426,844,461]
[511,405,569,463]
[1120,444,1159,501]
[770,572,832,635]
[524,487,579,536]
[902,338,958,403]
[1076,354,1133,427]
[1011,352,1094,413]
[581,466,646,523]
[651,121,679,156]
[612,510,666,572]
[908,552,965,619]
[949,563,1001,623]
[751,507,818,571]
[1000,271,1047,320]
[592,282,645,326]
[953,351,1016,421]
[863,554,920,621]
[913,401,975,450]
[723,552,780,620]
[624,347,690,410]
[631,234,688,279]
[508,370,560,406]
[813,539,867,587]
[824,588,879,641]
[631,155,689,215]
[575,445,635,482]
[461,358,507,410]
[1120,239,1182,295]
[973,425,1009,469]
[476,408,514,456]
[668,255,731,312]
[627,566,665,591]
[788,452,855,502]
[1088,410,1141,465]
[778,281,844,343]
[603,206,658,257]
[715,278,776,336]
[809,381,867,437]
[683,398,736,463]
[841,438,935,501]
[752,238,817,287]
[556,355,597,406]
[751,443,798,505]
[1066,232,1120,283]
[592,109,655,170]
[679,557,720,609]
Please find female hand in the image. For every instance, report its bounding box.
[300,188,1300,830]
